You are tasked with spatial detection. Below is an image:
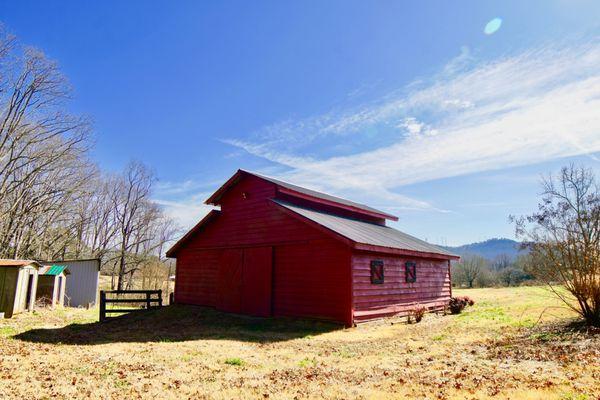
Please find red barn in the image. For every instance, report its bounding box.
[166,170,458,326]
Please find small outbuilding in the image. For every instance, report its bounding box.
[167,170,459,326]
[40,259,100,307]
[36,265,70,308]
[0,260,40,318]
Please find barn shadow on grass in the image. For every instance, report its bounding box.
[14,305,341,345]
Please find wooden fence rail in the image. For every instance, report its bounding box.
[99,290,162,322]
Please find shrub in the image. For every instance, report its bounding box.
[448,296,475,314]
[448,297,466,314]
[462,296,475,306]
[411,306,427,323]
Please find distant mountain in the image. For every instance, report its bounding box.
[442,238,523,261]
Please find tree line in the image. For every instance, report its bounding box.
[0,28,178,290]
[452,253,534,288]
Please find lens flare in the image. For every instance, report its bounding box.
[484,18,502,35]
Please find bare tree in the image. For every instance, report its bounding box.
[139,215,179,292]
[513,164,600,327]
[453,255,488,288]
[492,254,512,271]
[0,28,179,293]
[112,161,154,290]
[0,29,91,260]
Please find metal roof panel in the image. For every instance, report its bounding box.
[273,200,457,258]
[39,265,69,276]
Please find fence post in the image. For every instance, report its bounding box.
[158,290,163,307]
[99,291,106,322]
[146,291,151,309]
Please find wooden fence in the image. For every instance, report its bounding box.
[99,290,162,322]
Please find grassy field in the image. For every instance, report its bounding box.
[1,286,599,400]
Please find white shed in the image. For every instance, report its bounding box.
[0,260,40,318]
[41,259,100,308]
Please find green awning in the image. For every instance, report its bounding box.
[41,265,69,276]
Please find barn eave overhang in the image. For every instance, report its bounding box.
[352,243,460,261]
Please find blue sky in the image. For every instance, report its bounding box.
[2,1,599,245]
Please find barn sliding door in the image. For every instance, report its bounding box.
[216,247,273,317]
[242,246,273,317]
[217,249,243,313]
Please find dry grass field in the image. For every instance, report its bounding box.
[1,286,599,400]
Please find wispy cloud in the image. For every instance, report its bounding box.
[225,38,600,212]
[154,197,215,229]
[154,181,218,228]
[155,178,224,195]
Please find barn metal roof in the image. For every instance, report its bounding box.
[273,200,457,258]
[205,169,398,221]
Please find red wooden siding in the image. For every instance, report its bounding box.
[351,252,451,322]
[177,246,274,317]
[216,248,243,313]
[172,172,454,326]
[181,176,326,249]
[175,249,220,306]
[241,246,273,317]
[273,239,351,324]
[174,175,353,324]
